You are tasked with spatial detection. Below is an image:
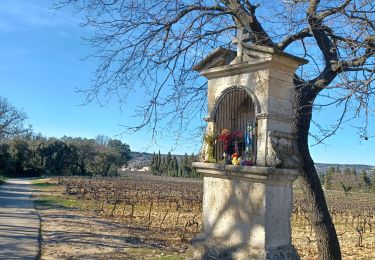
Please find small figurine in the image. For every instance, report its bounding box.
[244,124,253,153]
[231,152,241,165]
[238,157,242,165]
[244,123,254,166]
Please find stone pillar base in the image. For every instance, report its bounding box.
[186,235,300,259]
[188,163,300,260]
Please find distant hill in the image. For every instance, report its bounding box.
[126,152,152,169]
[315,163,374,176]
[128,151,374,173]
[127,151,186,169]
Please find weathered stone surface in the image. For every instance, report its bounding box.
[189,163,299,260]
[186,239,300,260]
[193,43,306,260]
[196,44,306,168]
[266,131,301,168]
[265,245,300,260]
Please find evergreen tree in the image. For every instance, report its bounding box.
[166,151,173,176]
[325,167,335,190]
[150,152,158,175]
[157,150,161,173]
[107,139,132,166]
[189,153,199,178]
[179,153,191,177]
[160,156,167,174]
[172,156,179,177]
[166,152,172,167]
[361,170,371,189]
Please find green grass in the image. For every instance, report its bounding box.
[31,181,56,188]
[31,178,84,209]
[31,178,53,185]
[0,175,6,185]
[34,195,82,209]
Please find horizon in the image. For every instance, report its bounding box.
[130,151,375,167]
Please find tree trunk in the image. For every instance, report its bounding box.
[294,86,342,260]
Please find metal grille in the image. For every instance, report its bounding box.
[214,88,256,162]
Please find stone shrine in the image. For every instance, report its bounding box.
[187,32,308,259]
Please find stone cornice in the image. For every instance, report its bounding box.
[192,162,299,183]
[241,43,309,65]
[199,60,271,79]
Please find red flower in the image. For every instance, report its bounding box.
[218,129,231,153]
[232,130,243,140]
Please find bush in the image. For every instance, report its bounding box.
[3,167,43,178]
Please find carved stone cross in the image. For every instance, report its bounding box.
[232,26,252,61]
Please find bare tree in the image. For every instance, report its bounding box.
[60,0,374,258]
[0,96,29,140]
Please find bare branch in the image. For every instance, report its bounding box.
[317,0,352,20]
[0,96,29,140]
[277,28,312,50]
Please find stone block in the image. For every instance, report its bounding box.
[268,78,294,101]
[188,163,300,260]
[268,96,293,116]
[266,118,294,134]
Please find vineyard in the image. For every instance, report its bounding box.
[293,189,375,259]
[44,175,375,259]
[57,175,203,241]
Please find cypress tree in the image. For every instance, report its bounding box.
[172,156,179,177]
[160,156,166,175]
[156,150,161,175]
[150,152,157,174]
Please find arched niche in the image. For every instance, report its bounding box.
[213,87,257,163]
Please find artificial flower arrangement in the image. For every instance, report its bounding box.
[209,126,254,166]
[218,128,231,163]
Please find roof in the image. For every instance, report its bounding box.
[192,47,236,72]
[193,44,308,73]
[242,43,309,65]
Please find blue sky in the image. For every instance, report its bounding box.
[0,0,374,165]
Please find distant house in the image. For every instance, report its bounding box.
[121,166,137,171]
[138,166,150,172]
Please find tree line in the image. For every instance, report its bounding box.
[323,166,375,193]
[150,151,199,178]
[0,134,131,178]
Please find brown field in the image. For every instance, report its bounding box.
[32,174,375,259]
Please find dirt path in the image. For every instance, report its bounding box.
[34,183,187,259]
[0,179,40,259]
[37,207,186,259]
